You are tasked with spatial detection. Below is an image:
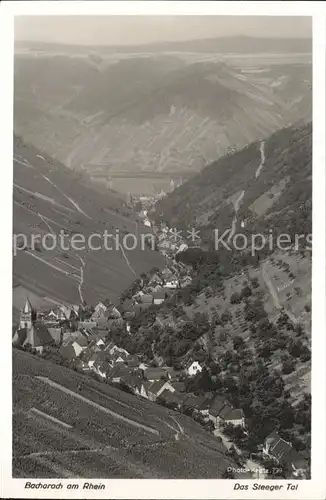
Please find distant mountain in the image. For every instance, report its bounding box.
[14,49,311,188]
[15,35,312,55]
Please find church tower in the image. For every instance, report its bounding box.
[20,298,33,330]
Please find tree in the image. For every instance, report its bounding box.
[221,310,232,325]
[288,339,305,358]
[241,285,252,299]
[277,311,291,329]
[295,323,304,337]
[230,292,242,304]
[257,341,272,360]
[251,278,259,289]
[282,356,296,374]
[219,329,228,343]
[233,335,245,351]
[222,468,235,479]
[300,346,311,362]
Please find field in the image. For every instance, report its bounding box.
[13,349,235,478]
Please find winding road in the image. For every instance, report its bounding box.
[255,140,266,178]
[76,255,86,304]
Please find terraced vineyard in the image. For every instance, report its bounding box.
[13,350,235,478]
[13,136,164,316]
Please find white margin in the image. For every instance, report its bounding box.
[0,2,325,499]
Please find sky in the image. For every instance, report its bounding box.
[15,16,312,46]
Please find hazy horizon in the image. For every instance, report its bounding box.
[15,16,312,47]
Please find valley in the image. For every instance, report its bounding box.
[13,135,164,320]
[14,39,311,195]
[12,30,313,483]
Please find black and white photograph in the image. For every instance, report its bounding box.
[1,2,325,499]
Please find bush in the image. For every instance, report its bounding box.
[251,278,259,289]
[241,285,252,299]
[230,292,242,304]
[221,310,232,324]
[282,357,296,374]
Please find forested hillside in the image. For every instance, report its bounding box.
[154,122,312,244]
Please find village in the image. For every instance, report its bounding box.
[12,222,307,480]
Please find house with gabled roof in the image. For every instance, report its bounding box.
[103,340,116,353]
[78,347,95,370]
[181,394,210,415]
[79,320,97,329]
[88,352,100,370]
[91,307,106,324]
[125,354,140,369]
[148,272,164,286]
[107,365,130,384]
[134,303,152,315]
[263,431,307,478]
[158,389,184,410]
[207,396,244,429]
[147,380,175,402]
[152,290,166,305]
[218,406,245,428]
[162,366,180,381]
[47,327,62,345]
[180,276,192,288]
[137,381,151,399]
[96,360,113,380]
[120,298,134,317]
[105,304,122,319]
[94,302,107,313]
[59,336,87,360]
[170,380,186,393]
[263,431,292,460]
[187,360,203,377]
[144,367,168,382]
[138,294,154,305]
[59,342,77,361]
[60,305,74,321]
[122,373,143,394]
[111,350,128,364]
[208,396,228,427]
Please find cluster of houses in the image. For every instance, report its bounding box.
[155,226,188,258]
[153,221,202,260]
[131,266,191,311]
[11,260,191,357]
[12,298,124,354]
[12,297,245,432]
[72,338,246,432]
